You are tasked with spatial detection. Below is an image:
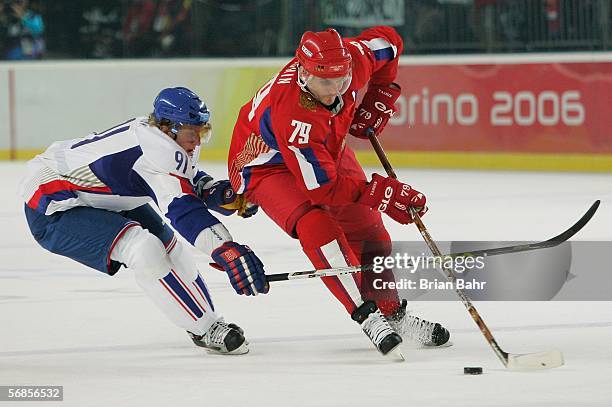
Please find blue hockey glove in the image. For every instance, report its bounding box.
[196,179,258,218]
[211,242,269,296]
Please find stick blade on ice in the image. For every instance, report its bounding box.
[506,350,564,371]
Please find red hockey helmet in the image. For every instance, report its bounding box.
[296,29,352,78]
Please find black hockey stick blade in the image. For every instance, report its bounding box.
[447,200,600,259]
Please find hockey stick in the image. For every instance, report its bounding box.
[266,199,598,282]
[368,132,564,371]
[445,199,599,259]
[266,265,366,282]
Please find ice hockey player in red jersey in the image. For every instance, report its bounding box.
[228,26,450,356]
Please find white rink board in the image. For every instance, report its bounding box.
[1,52,611,153]
[2,161,612,406]
[0,66,9,150]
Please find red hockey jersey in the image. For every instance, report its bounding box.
[228,26,403,206]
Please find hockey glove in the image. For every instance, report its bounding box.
[196,178,258,218]
[211,242,269,296]
[349,83,401,139]
[358,173,428,224]
[218,194,259,218]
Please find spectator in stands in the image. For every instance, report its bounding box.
[545,0,560,39]
[122,0,157,57]
[152,0,193,57]
[2,0,45,60]
[474,0,529,51]
[79,1,122,58]
[401,0,450,52]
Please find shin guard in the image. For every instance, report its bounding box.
[295,209,363,314]
[111,226,217,335]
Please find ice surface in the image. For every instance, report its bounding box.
[1,161,611,407]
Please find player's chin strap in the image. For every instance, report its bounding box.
[166,124,178,140]
[296,66,309,93]
[365,128,566,371]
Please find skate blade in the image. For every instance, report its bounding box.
[385,344,406,362]
[422,340,454,349]
[205,343,250,355]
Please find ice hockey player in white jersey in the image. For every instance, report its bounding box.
[19,86,268,355]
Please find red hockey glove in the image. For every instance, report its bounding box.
[358,173,428,224]
[349,83,401,139]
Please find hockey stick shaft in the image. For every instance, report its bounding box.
[266,197,598,282]
[368,133,512,366]
[266,265,366,282]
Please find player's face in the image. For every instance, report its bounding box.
[300,67,351,105]
[175,123,211,157]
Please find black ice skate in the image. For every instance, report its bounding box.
[388,300,451,347]
[352,301,403,357]
[188,318,248,355]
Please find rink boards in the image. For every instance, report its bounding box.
[1,53,611,171]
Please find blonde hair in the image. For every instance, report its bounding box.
[147,113,177,139]
[148,113,176,128]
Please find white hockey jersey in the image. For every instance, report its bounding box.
[19,116,220,245]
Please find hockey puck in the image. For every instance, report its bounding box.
[464,367,483,375]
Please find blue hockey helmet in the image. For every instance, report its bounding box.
[153,87,212,140]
